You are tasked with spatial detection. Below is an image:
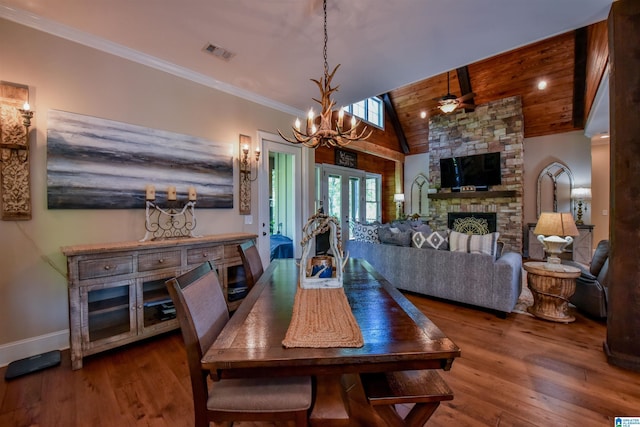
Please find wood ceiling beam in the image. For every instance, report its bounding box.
[573,26,588,128]
[456,66,475,110]
[381,93,410,155]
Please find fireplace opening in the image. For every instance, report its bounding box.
[447,213,497,233]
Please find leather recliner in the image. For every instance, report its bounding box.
[564,240,609,318]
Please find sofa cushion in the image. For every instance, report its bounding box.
[379,226,412,246]
[351,222,380,244]
[449,230,500,258]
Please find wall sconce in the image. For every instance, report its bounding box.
[0,83,34,221]
[239,134,261,215]
[571,187,591,225]
[394,193,405,219]
[534,212,579,264]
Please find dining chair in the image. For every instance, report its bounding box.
[166,261,312,427]
[238,240,264,289]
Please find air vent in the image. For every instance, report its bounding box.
[203,43,235,62]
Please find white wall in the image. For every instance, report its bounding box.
[591,139,610,246]
[0,18,297,364]
[523,130,593,227]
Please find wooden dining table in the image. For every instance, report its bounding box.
[201,258,461,426]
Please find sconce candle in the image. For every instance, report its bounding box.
[188,186,197,201]
[145,185,156,201]
[22,102,30,111]
[167,186,177,201]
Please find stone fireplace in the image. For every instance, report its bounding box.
[427,96,524,253]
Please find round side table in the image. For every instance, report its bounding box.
[523,261,581,323]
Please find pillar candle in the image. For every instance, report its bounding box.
[188,186,197,201]
[145,185,156,201]
[167,186,177,201]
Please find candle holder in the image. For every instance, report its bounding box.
[139,200,200,242]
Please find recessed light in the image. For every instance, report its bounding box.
[537,80,548,90]
[420,111,427,119]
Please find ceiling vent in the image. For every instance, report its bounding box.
[203,43,235,62]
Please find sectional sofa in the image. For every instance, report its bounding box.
[345,228,522,315]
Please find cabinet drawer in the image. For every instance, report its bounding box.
[223,244,242,262]
[138,250,181,272]
[78,256,134,280]
[187,246,223,265]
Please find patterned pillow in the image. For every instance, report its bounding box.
[413,230,449,250]
[350,222,380,243]
[449,230,500,258]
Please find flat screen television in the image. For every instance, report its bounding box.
[439,152,501,191]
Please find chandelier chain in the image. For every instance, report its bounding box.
[323,0,329,79]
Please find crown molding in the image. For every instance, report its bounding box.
[0,5,304,118]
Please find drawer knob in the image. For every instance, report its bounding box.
[202,253,208,257]
[104,265,111,270]
[158,259,165,264]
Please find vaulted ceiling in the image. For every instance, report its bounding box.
[389,21,610,154]
[0,0,612,146]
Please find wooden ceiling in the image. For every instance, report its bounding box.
[387,21,609,154]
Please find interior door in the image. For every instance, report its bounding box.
[257,132,307,265]
[320,164,366,248]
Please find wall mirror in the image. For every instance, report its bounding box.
[410,173,430,217]
[537,161,574,218]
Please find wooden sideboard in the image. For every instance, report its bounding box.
[62,233,257,369]
[526,223,594,264]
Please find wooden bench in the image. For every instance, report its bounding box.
[360,370,453,426]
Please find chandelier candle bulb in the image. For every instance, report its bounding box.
[145,185,155,201]
[22,102,30,111]
[295,118,301,131]
[167,186,177,201]
[338,108,344,128]
[188,186,197,201]
[307,110,314,133]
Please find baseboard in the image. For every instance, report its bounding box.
[0,330,69,368]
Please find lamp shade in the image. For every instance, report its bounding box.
[393,193,405,203]
[571,187,592,200]
[533,212,579,237]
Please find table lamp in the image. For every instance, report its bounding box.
[571,187,591,225]
[394,193,405,219]
[533,212,580,264]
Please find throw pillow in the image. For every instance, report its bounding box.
[411,223,433,235]
[378,226,412,246]
[449,230,500,258]
[390,221,413,232]
[415,230,449,250]
[350,222,380,244]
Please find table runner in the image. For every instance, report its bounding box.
[282,287,364,348]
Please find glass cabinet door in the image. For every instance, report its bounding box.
[138,273,180,334]
[81,281,136,348]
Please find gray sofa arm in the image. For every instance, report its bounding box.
[492,251,523,312]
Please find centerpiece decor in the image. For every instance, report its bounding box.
[299,212,348,289]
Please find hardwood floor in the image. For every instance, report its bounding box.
[1,293,639,426]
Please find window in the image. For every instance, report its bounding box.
[346,96,384,129]
[365,175,381,223]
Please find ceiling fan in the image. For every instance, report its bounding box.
[432,71,476,115]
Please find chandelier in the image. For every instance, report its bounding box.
[278,0,371,149]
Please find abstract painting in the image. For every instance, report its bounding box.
[47,110,233,209]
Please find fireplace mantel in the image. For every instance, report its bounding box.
[428,190,517,200]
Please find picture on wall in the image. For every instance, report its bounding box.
[47,110,233,209]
